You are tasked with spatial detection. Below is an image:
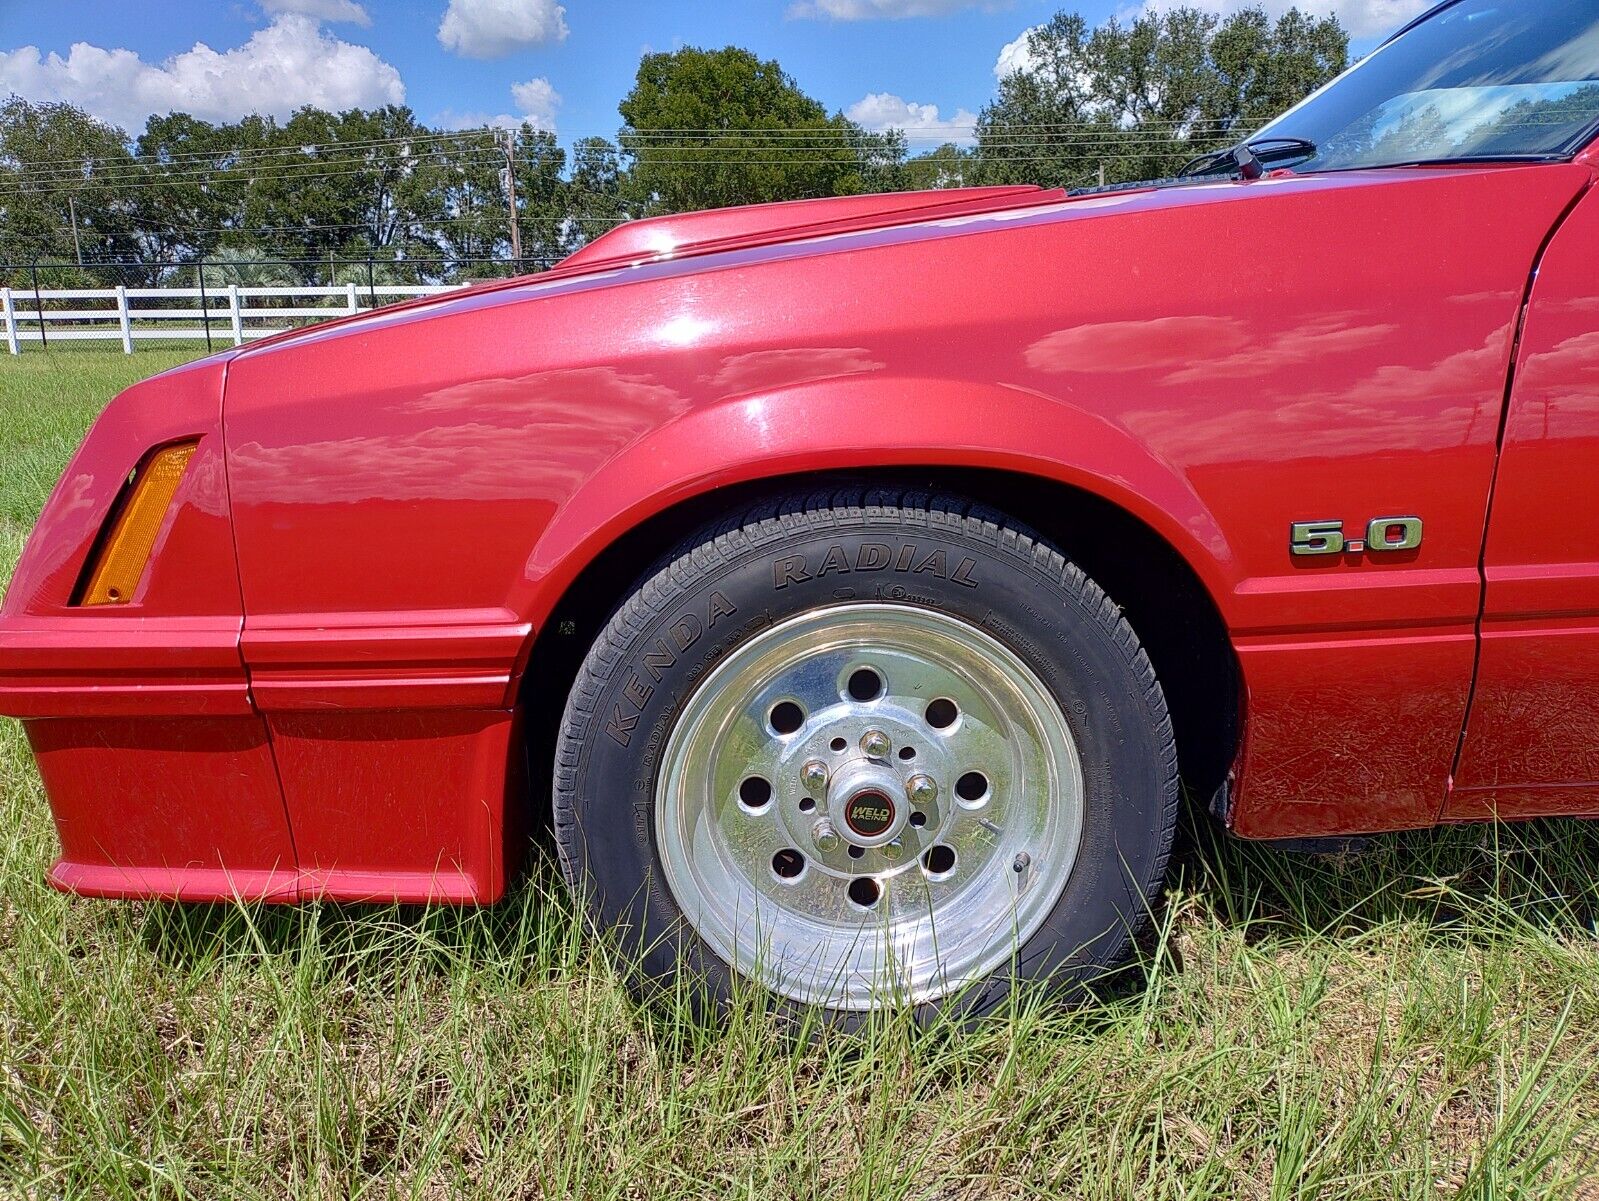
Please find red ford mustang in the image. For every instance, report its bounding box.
[4,0,1598,1019]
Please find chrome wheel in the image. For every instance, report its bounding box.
[655,603,1085,1010]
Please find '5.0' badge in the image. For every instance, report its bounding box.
[1291,516,1423,557]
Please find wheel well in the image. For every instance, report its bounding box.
[516,467,1240,822]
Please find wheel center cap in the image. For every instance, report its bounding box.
[827,760,908,847]
[842,789,896,839]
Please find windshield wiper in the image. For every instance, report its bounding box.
[1178,137,1319,180]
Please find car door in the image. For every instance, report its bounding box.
[1451,174,1599,818]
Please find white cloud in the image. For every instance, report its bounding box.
[1138,0,1431,39]
[436,76,561,134]
[510,77,560,131]
[259,0,371,25]
[437,0,568,59]
[0,15,404,133]
[846,92,979,143]
[994,25,1042,78]
[790,0,986,19]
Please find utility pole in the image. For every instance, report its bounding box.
[67,196,84,266]
[500,128,523,263]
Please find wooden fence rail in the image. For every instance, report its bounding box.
[0,282,466,354]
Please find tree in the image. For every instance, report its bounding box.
[618,46,892,213]
[236,105,450,271]
[133,112,273,263]
[414,127,513,269]
[975,14,1121,187]
[976,6,1347,188]
[566,136,634,246]
[1204,7,1347,131]
[133,106,477,276]
[198,247,302,288]
[0,96,140,266]
[513,127,570,267]
[905,143,976,190]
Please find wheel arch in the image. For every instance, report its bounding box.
[514,462,1241,816]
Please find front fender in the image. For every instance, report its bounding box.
[515,374,1238,634]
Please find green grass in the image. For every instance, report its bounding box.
[3,349,1599,1198]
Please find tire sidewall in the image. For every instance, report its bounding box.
[557,506,1173,1023]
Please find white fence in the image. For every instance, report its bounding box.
[0,283,467,354]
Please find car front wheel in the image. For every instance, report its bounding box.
[553,491,1179,1023]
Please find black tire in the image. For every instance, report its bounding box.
[553,489,1179,1025]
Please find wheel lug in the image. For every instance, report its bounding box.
[906,774,937,806]
[881,838,905,861]
[812,818,840,852]
[860,729,891,759]
[801,759,830,793]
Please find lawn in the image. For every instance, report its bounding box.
[3,349,1599,1199]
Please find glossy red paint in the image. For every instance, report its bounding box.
[266,708,519,903]
[1450,182,1599,819]
[31,715,296,902]
[559,185,1064,272]
[4,158,1599,902]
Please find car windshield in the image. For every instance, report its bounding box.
[1253,0,1599,171]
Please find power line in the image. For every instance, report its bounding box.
[2,135,1226,192]
[5,117,1262,171]
[28,115,1572,193]
[6,126,506,172]
[43,212,634,237]
[2,152,511,192]
[11,105,1580,181]
[3,146,510,186]
[0,117,1274,181]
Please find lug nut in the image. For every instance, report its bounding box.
[906,774,937,806]
[812,818,840,853]
[881,838,905,861]
[801,759,829,793]
[860,729,891,758]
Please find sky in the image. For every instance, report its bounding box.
[0,0,1430,151]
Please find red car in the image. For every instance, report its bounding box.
[4,0,1599,1020]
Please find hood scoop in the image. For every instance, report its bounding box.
[559,185,1064,274]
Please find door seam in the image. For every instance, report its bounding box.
[1443,173,1598,813]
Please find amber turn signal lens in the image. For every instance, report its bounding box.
[79,441,199,606]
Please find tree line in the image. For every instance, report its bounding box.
[0,6,1347,286]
